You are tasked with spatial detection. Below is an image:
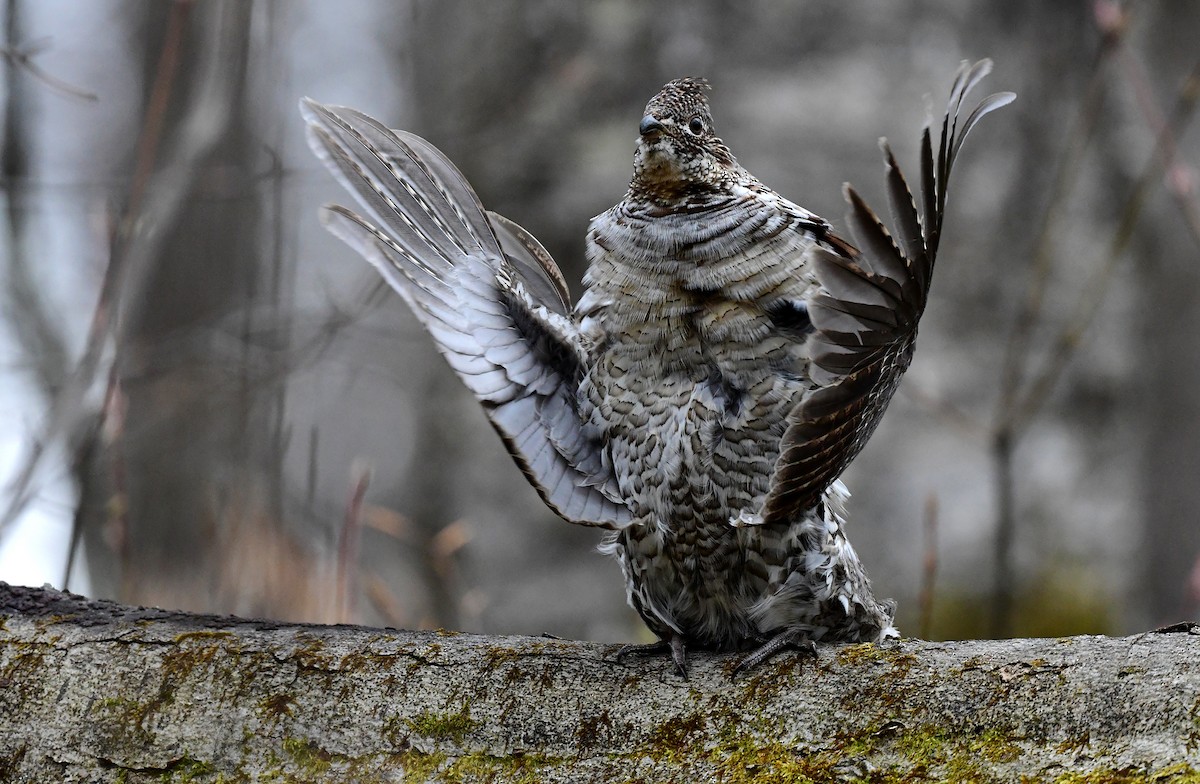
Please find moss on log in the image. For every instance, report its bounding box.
[1,582,1198,782]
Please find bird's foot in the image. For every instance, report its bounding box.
[614,634,689,678]
[734,628,817,674]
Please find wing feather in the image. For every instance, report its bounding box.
[303,99,632,528]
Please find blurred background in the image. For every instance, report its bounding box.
[1,0,1197,644]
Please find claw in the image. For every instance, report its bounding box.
[614,634,689,678]
[734,628,817,674]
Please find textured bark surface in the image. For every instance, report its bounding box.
[1,582,1198,783]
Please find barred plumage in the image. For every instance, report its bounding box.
[302,62,1013,676]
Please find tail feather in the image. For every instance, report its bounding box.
[880,142,925,291]
[760,60,1013,524]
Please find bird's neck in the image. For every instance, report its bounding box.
[629,150,741,209]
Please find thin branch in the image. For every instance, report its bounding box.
[1164,160,1200,248]
[1119,49,1200,252]
[1011,51,1200,431]
[993,5,1130,429]
[0,36,98,101]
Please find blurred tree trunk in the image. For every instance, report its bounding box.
[1136,5,1200,627]
[2,0,67,398]
[75,1,298,615]
[967,0,1093,638]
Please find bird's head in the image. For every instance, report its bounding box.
[630,78,738,204]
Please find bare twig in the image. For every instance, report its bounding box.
[336,462,371,623]
[1164,160,1200,248]
[917,492,939,641]
[429,520,472,580]
[1011,51,1200,431]
[1118,49,1200,251]
[1,36,98,101]
[362,571,408,628]
[994,4,1129,427]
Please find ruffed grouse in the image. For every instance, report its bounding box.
[302,61,1012,675]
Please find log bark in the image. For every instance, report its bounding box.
[1,582,1197,783]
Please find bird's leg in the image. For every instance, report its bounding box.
[735,628,818,674]
[614,633,689,678]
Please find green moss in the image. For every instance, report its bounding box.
[257,693,296,720]
[172,630,235,645]
[1056,732,1092,756]
[644,712,707,763]
[281,737,332,775]
[407,704,480,745]
[832,643,922,718]
[395,749,448,781]
[1052,765,1200,783]
[483,646,522,668]
[835,643,918,678]
[0,647,47,707]
[892,724,946,761]
[836,642,891,666]
[292,635,336,670]
[702,733,843,784]
[382,714,407,748]
[392,749,557,784]
[0,745,26,783]
[160,756,216,782]
[155,638,243,723]
[689,720,1028,783]
[92,695,160,748]
[973,728,1022,764]
[87,752,222,782]
[1152,764,1200,783]
[443,751,555,783]
[872,722,1029,781]
[1188,696,1200,753]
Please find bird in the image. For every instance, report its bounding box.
[301,60,1013,677]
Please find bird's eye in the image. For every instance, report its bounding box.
[687,117,704,135]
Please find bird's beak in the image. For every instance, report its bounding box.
[639,114,665,138]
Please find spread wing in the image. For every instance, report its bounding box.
[760,59,1014,524]
[301,100,633,528]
